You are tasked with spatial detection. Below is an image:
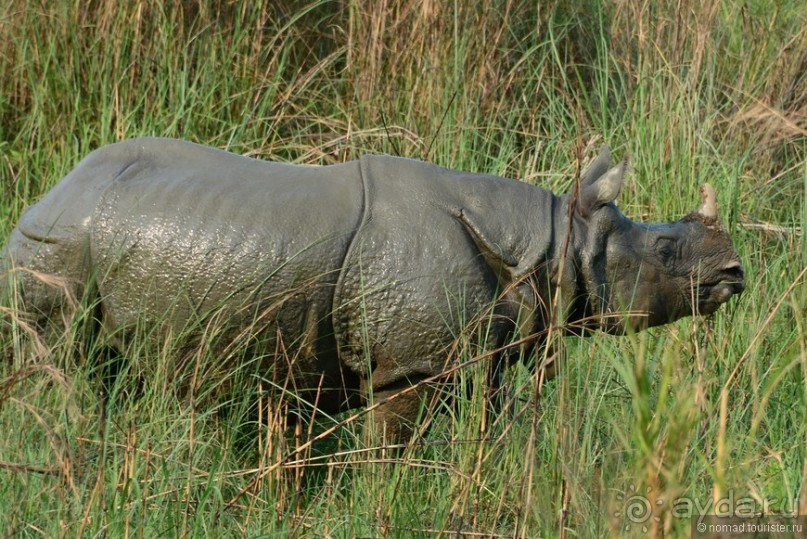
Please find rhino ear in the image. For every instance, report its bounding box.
[579,157,628,216]
[581,145,612,186]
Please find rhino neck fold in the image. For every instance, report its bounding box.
[548,193,607,336]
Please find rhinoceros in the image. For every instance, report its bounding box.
[1,138,745,440]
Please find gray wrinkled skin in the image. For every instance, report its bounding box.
[1,138,745,440]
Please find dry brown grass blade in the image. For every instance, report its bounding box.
[0,305,48,359]
[0,459,59,475]
[7,267,80,333]
[223,323,554,510]
[8,396,78,497]
[731,101,807,144]
[713,265,806,504]
[739,221,803,236]
[0,363,71,400]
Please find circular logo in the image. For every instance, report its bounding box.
[614,485,665,532]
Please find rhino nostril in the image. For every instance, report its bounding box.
[722,262,745,293]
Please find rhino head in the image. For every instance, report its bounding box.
[563,146,745,334]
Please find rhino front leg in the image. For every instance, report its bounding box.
[363,380,435,445]
[536,340,563,382]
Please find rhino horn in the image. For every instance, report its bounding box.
[697,183,719,219]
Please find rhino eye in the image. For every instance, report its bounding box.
[656,238,676,262]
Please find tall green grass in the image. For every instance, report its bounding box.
[1,1,804,537]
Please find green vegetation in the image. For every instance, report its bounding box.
[1,1,804,537]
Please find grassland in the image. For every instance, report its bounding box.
[0,1,804,537]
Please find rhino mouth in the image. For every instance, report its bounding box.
[694,263,745,315]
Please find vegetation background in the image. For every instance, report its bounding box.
[0,0,804,537]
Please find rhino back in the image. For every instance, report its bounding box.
[334,155,556,384]
[89,138,364,354]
